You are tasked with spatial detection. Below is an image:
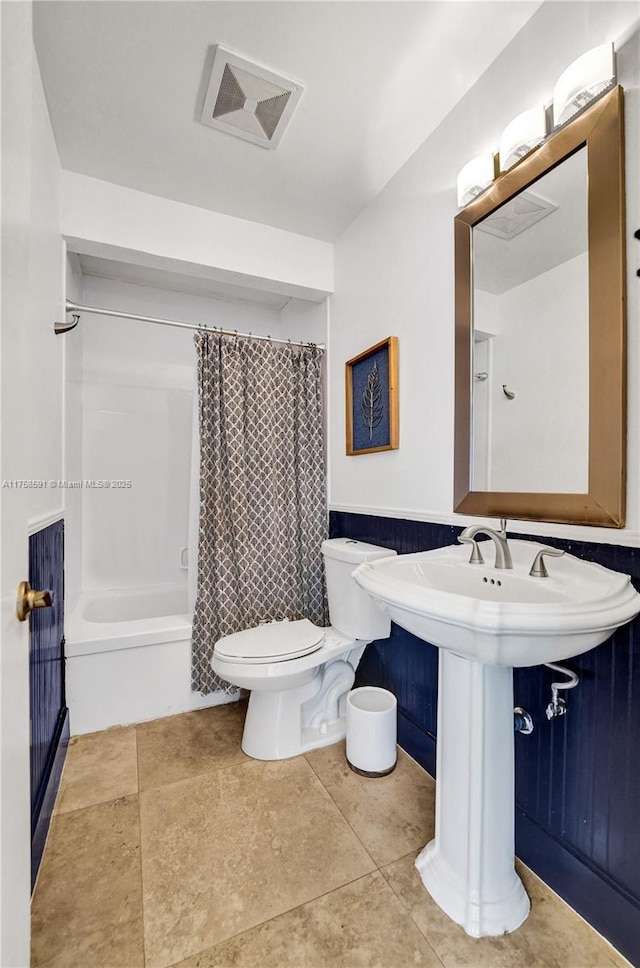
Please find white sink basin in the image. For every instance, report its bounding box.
[353,537,640,939]
[353,539,640,667]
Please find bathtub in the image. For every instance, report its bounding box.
[66,584,235,734]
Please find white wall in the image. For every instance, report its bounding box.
[22,80,65,528]
[475,252,589,494]
[61,171,334,303]
[0,6,64,961]
[328,2,640,543]
[73,275,326,593]
[280,298,327,346]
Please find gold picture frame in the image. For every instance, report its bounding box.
[345,336,399,456]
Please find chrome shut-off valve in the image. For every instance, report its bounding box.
[544,662,579,720]
[545,695,568,720]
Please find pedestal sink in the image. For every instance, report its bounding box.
[353,539,640,938]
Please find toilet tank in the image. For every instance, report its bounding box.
[321,538,396,641]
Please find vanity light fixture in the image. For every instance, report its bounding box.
[499,106,547,172]
[553,42,615,128]
[456,154,495,208]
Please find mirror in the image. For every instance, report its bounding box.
[454,86,626,527]
[472,148,589,494]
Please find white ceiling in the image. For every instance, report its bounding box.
[33,1,541,243]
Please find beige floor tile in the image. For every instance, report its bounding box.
[55,725,138,814]
[382,853,624,968]
[140,755,376,968]
[305,742,436,867]
[137,700,248,792]
[31,795,144,968]
[517,866,632,968]
[34,703,630,968]
[172,870,444,968]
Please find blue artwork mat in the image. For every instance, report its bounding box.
[351,344,391,451]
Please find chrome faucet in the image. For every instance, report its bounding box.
[458,520,513,570]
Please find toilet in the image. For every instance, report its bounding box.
[212,537,396,760]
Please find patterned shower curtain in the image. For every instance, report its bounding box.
[191,331,329,694]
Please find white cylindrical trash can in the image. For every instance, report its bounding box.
[346,686,397,777]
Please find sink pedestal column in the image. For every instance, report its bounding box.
[416,649,530,936]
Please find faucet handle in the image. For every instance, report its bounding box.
[458,535,485,565]
[529,547,565,578]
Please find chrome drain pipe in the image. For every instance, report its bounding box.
[514,707,534,734]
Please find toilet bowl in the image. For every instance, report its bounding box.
[211,538,396,760]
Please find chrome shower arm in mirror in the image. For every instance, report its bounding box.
[454,86,626,528]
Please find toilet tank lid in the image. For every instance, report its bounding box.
[321,538,397,564]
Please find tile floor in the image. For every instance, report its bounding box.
[32,701,631,968]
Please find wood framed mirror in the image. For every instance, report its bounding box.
[454,86,626,527]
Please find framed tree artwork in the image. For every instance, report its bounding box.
[345,336,399,455]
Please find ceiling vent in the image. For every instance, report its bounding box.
[474,191,558,241]
[200,46,303,149]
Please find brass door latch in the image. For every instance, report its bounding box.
[16,581,53,622]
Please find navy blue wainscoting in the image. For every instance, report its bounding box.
[30,519,69,888]
[331,511,640,964]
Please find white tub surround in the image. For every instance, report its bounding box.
[66,584,233,734]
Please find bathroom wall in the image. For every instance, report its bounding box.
[1,31,66,529]
[0,6,65,961]
[61,171,334,303]
[70,273,327,596]
[329,1,640,543]
[279,297,327,346]
[328,4,640,962]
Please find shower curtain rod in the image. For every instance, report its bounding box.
[62,301,325,348]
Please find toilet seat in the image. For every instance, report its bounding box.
[214,618,324,664]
